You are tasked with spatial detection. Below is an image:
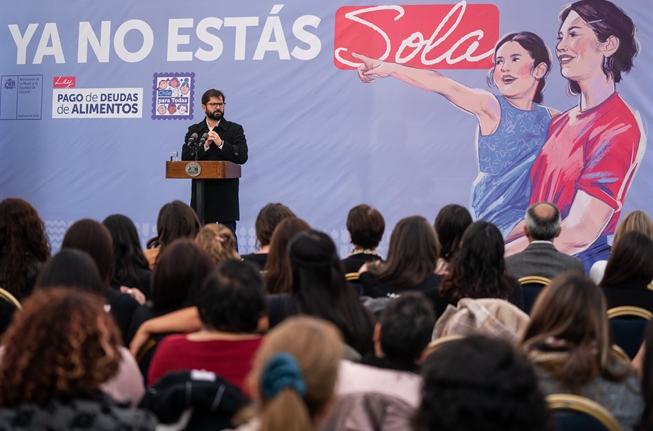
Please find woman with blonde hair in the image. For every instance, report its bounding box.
[590,210,653,284]
[196,223,240,263]
[522,272,643,430]
[233,316,343,431]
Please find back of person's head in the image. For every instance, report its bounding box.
[601,231,653,287]
[434,204,472,262]
[264,217,311,294]
[255,203,295,248]
[62,219,113,285]
[368,216,439,289]
[614,210,653,246]
[346,204,385,250]
[102,214,149,286]
[196,223,238,263]
[0,287,121,407]
[523,272,628,391]
[525,202,561,241]
[146,200,200,254]
[637,321,653,431]
[413,335,554,431]
[288,230,375,355]
[0,198,51,300]
[249,316,344,431]
[151,238,214,312]
[379,292,435,365]
[35,249,104,294]
[199,260,266,333]
[440,221,510,301]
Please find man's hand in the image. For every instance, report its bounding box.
[207,130,222,146]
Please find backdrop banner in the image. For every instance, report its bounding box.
[1,0,651,268]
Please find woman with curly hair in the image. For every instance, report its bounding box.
[0,288,156,429]
[436,221,523,317]
[0,198,50,300]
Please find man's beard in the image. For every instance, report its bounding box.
[206,110,223,121]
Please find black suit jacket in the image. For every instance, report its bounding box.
[181,118,248,222]
[505,242,585,280]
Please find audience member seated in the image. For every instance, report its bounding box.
[0,198,50,301]
[359,216,440,303]
[590,210,653,284]
[34,250,146,406]
[241,203,295,270]
[267,230,376,356]
[340,204,385,273]
[335,293,433,412]
[196,223,240,263]
[232,316,343,431]
[148,260,266,392]
[0,288,156,429]
[437,221,523,317]
[433,298,530,345]
[505,202,584,280]
[62,219,140,344]
[599,231,653,313]
[636,321,653,431]
[522,272,643,430]
[103,214,152,299]
[263,217,311,294]
[433,204,472,275]
[413,335,554,431]
[144,200,201,269]
[127,238,214,348]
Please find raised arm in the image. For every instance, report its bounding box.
[128,306,201,356]
[353,53,500,134]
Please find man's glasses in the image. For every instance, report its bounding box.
[206,102,225,108]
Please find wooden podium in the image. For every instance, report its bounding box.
[166,161,242,225]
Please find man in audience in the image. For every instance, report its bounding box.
[147,260,267,393]
[335,292,434,407]
[341,204,385,273]
[505,202,584,280]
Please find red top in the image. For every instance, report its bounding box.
[148,334,264,393]
[530,93,643,236]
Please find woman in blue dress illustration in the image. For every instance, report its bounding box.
[355,32,556,236]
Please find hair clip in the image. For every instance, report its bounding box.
[215,236,224,242]
[585,19,604,25]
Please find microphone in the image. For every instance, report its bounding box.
[186,132,198,146]
[199,133,208,146]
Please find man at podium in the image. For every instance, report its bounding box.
[181,89,248,236]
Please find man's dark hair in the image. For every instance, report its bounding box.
[202,89,226,105]
[346,204,385,249]
[413,335,554,431]
[199,260,267,333]
[525,202,560,241]
[379,292,435,365]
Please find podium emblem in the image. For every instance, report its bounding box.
[185,162,201,177]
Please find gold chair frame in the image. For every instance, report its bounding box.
[0,287,21,310]
[518,276,551,286]
[547,393,622,431]
[607,306,653,320]
[425,334,464,357]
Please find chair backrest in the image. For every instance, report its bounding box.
[0,288,21,310]
[607,306,652,359]
[518,276,551,314]
[345,272,360,282]
[425,334,464,357]
[547,394,623,431]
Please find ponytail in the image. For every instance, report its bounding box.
[259,353,312,431]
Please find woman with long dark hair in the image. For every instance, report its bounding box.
[437,221,522,317]
[0,198,50,300]
[103,214,152,298]
[263,217,311,294]
[359,216,440,300]
[523,272,642,430]
[599,231,653,313]
[145,200,200,268]
[433,204,473,275]
[241,203,295,270]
